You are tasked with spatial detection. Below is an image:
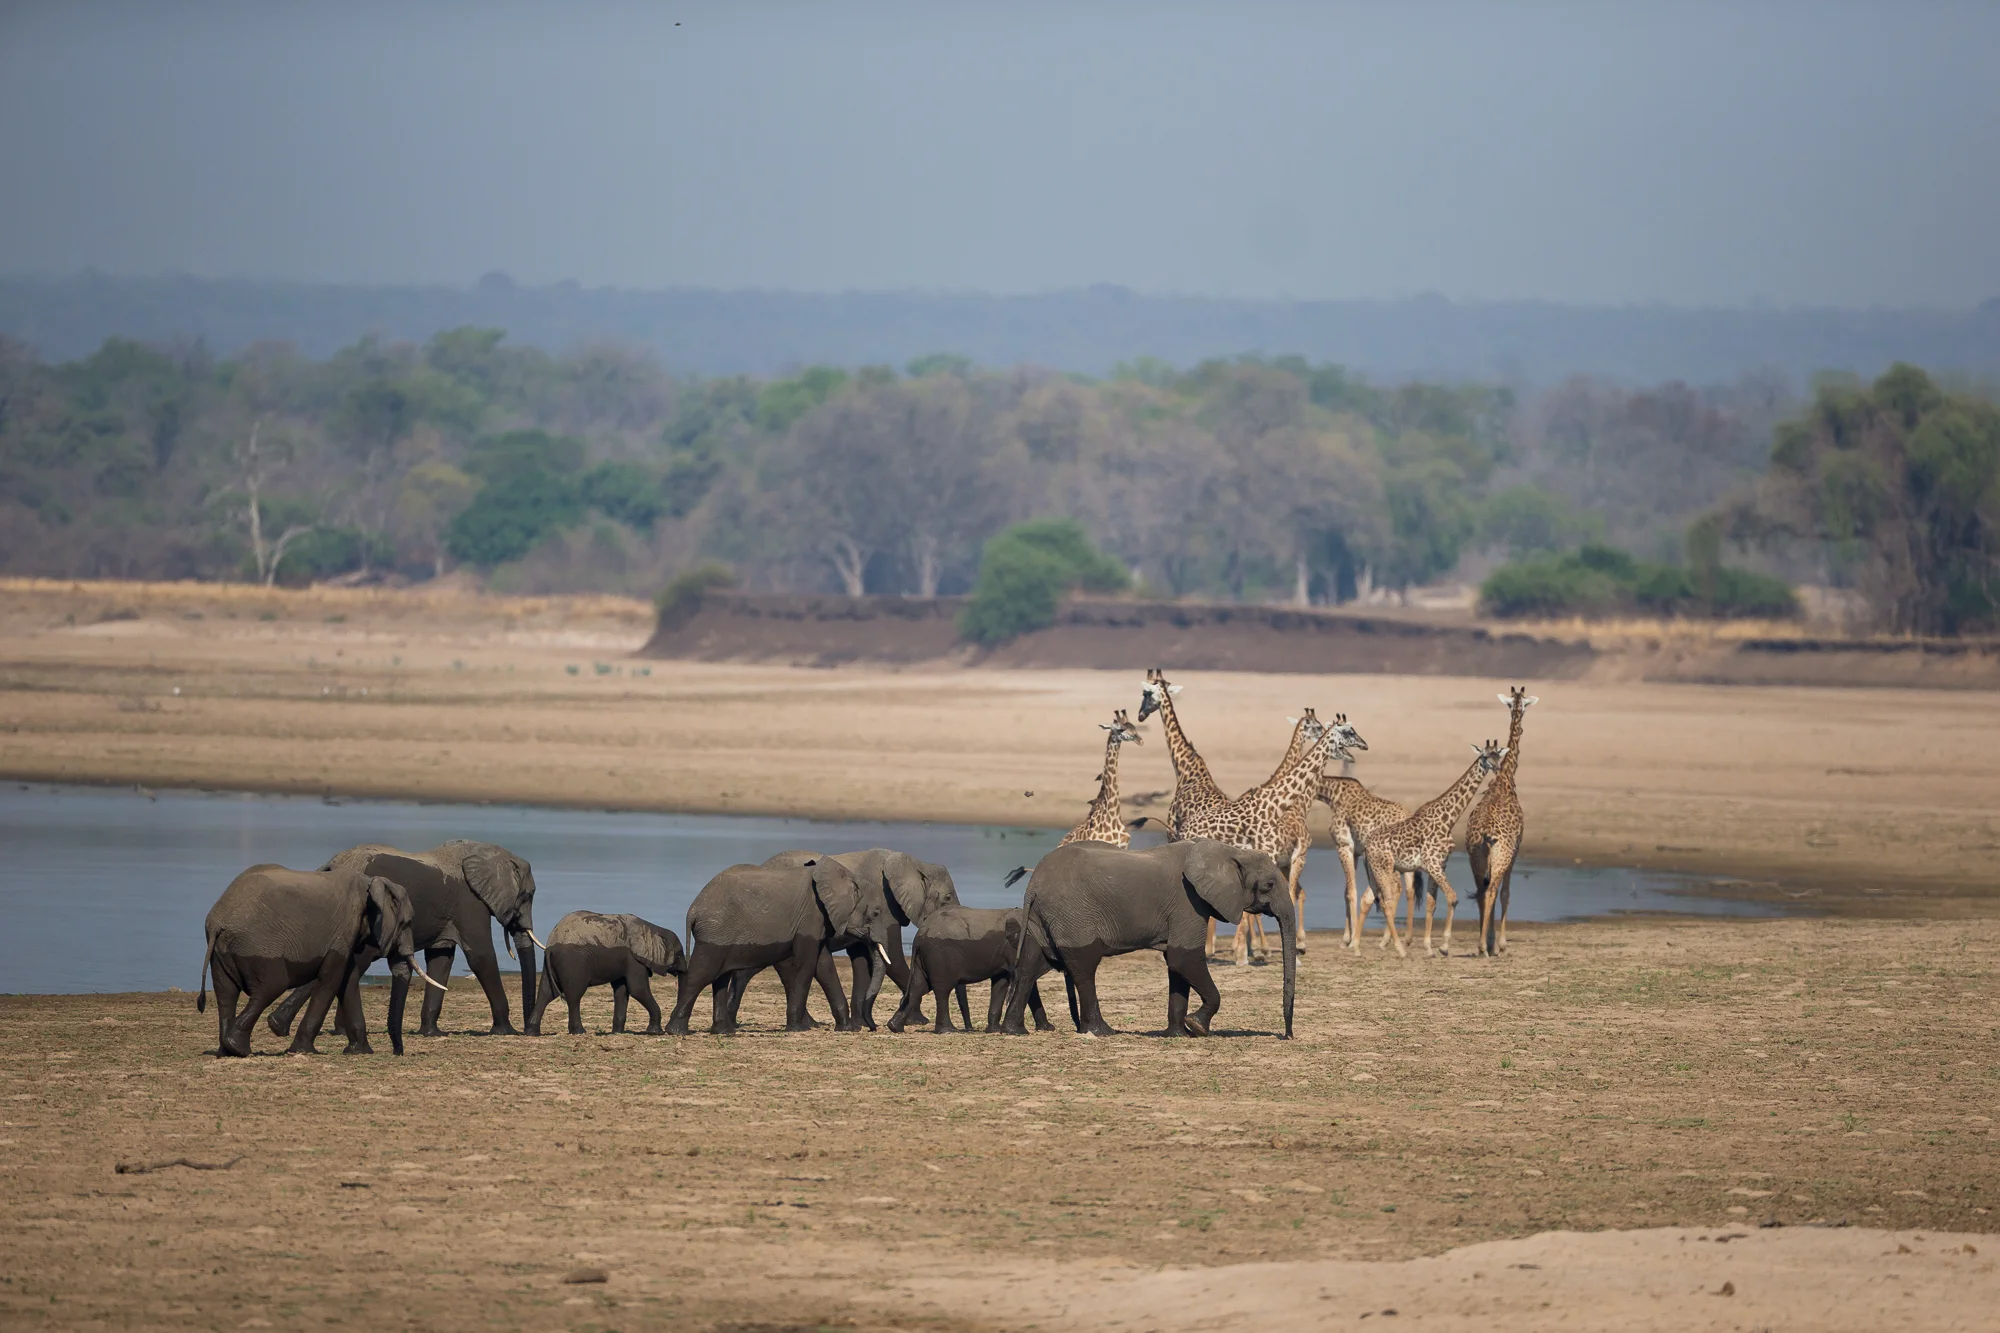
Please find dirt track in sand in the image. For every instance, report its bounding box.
[5,579,2000,907]
[2,915,1997,1330]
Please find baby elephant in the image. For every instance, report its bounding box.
[527,911,686,1036]
[887,905,1052,1033]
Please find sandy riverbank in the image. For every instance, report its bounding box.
[4,580,2000,909]
[2,914,1995,1329]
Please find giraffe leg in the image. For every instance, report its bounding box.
[1370,853,1406,959]
[1288,842,1307,955]
[1429,861,1462,956]
[1204,917,1220,961]
[1496,853,1516,954]
[1338,834,1361,950]
[1231,912,1252,966]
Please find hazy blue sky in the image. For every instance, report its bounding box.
[4,2,1997,306]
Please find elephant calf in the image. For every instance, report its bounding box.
[887,905,1052,1034]
[527,911,686,1036]
[198,864,434,1057]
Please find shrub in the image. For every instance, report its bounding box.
[652,563,736,633]
[958,519,1128,646]
[1480,545,1797,621]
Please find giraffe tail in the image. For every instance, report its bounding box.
[1003,865,1029,889]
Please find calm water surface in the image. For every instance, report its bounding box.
[2,783,1781,994]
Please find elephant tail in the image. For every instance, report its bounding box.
[1002,865,1028,890]
[195,933,213,1013]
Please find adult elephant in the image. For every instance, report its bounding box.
[266,840,543,1041]
[198,864,437,1057]
[666,855,882,1035]
[765,849,960,1031]
[1000,839,1296,1039]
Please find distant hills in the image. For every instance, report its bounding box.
[4,272,1998,384]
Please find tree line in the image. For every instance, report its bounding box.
[3,327,1988,632]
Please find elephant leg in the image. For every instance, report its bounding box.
[225,962,295,1058]
[723,970,754,1029]
[887,954,926,1034]
[846,946,879,1032]
[667,942,728,1036]
[802,947,851,1031]
[1168,946,1220,1036]
[986,979,1006,1032]
[611,978,630,1034]
[954,983,972,1032]
[460,933,517,1035]
[1026,979,1053,1031]
[780,939,825,1033]
[1165,962,1192,1037]
[631,968,663,1034]
[525,955,554,1035]
[932,972,956,1034]
[999,942,1052,1035]
[772,952,822,1030]
[286,950,349,1055]
[418,945,455,1036]
[211,961,244,1057]
[566,981,586,1036]
[265,982,312,1037]
[337,965,374,1055]
[1065,971,1081,1031]
[1066,947,1114,1037]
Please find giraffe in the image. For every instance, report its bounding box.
[1134,668,1231,837]
[1466,686,1536,957]
[1316,773,1411,950]
[1136,670,1360,962]
[1057,709,1144,849]
[1360,739,1508,958]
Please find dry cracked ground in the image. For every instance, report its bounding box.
[3,915,1998,1330]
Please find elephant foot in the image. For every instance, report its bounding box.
[523,1024,542,1037]
[998,1020,1029,1036]
[1184,1013,1212,1037]
[885,1016,907,1034]
[1033,1018,1056,1032]
[665,1020,690,1036]
[286,1040,321,1056]
[417,1023,443,1038]
[488,1021,518,1036]
[568,1023,586,1035]
[342,1039,374,1056]
[710,1023,741,1036]
[643,1023,663,1035]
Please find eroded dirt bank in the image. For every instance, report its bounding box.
[2,916,1995,1330]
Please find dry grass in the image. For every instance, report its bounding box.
[2,915,1995,1329]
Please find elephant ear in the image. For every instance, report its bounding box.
[364,876,405,952]
[1182,841,1252,923]
[458,843,529,927]
[920,859,961,914]
[878,853,931,925]
[634,923,685,976]
[808,860,871,938]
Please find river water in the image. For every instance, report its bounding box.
[1,783,1783,994]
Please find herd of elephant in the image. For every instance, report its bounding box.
[195,831,1300,1057]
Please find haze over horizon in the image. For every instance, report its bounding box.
[4,1,1999,311]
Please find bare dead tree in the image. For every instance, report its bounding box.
[232,417,314,586]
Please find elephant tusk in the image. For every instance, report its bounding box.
[417,971,449,992]
[504,936,516,960]
[876,941,891,966]
[527,930,547,952]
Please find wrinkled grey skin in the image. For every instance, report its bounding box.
[527,911,685,1036]
[198,864,419,1057]
[1002,840,1296,1039]
[267,840,540,1042]
[667,855,882,1035]
[765,848,960,1030]
[886,905,1052,1034]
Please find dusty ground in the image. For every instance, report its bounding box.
[2,915,1996,1330]
[6,579,2000,905]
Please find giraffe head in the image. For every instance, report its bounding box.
[1100,708,1143,746]
[1471,738,1510,773]
[1499,686,1539,716]
[1329,712,1367,757]
[1136,667,1180,722]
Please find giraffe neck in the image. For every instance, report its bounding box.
[1492,705,1526,791]
[1262,728,1338,813]
[1155,692,1223,799]
[1089,734,1124,817]
[1417,755,1496,831]
[1260,716,1317,787]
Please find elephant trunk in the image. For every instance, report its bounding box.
[386,959,411,1056]
[513,931,538,1031]
[1272,895,1297,1040]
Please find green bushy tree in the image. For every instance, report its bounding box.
[958,519,1129,646]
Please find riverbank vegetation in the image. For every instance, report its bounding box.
[4,328,1986,631]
